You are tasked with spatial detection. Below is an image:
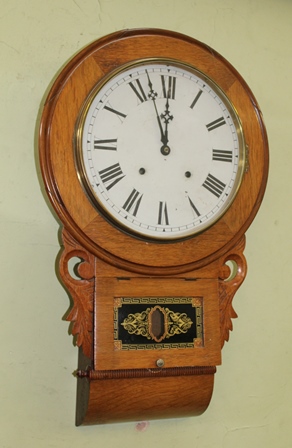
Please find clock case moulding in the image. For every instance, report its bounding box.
[39,28,269,425]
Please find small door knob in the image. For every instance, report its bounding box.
[156,358,165,368]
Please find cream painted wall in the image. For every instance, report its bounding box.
[1,0,291,446]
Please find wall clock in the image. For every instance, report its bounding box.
[39,29,268,425]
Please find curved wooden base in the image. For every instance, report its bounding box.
[76,351,215,425]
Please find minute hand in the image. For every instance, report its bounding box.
[146,71,168,145]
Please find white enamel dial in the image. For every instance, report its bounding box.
[76,60,245,241]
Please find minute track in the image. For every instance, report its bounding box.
[79,60,245,240]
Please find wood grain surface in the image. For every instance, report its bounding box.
[39,29,268,425]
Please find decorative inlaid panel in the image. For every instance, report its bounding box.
[114,297,203,350]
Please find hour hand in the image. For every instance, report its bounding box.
[160,95,173,146]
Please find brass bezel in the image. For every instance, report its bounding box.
[75,58,246,242]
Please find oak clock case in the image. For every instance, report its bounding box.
[39,29,268,425]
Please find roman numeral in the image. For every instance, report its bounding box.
[161,75,176,99]
[212,149,233,162]
[98,163,125,190]
[122,189,143,216]
[202,174,226,198]
[94,139,117,151]
[104,105,127,119]
[158,201,169,225]
[206,117,226,132]
[188,196,201,217]
[129,79,147,103]
[190,89,203,109]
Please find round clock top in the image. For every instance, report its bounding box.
[39,29,268,273]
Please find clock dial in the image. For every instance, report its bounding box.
[76,60,246,240]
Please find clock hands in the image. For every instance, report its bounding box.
[146,70,172,155]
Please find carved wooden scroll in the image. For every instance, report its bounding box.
[218,236,247,348]
[59,228,95,359]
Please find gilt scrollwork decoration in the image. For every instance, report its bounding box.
[121,305,193,343]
